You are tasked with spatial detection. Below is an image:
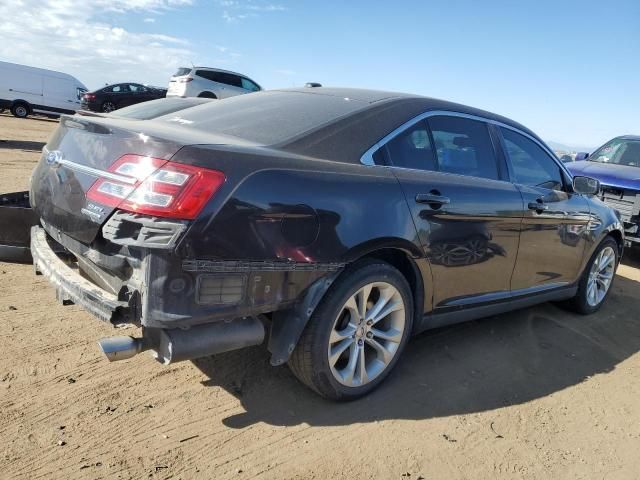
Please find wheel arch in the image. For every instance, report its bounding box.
[608,229,624,257]
[11,99,32,114]
[268,244,432,366]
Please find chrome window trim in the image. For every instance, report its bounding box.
[360,110,571,181]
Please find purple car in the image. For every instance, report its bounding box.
[566,135,640,245]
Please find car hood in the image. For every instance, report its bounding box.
[566,161,640,190]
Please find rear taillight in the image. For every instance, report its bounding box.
[178,77,193,83]
[86,154,225,220]
[83,93,96,100]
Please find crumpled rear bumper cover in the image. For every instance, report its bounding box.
[30,226,129,323]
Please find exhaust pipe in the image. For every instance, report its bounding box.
[97,317,265,364]
[98,336,147,362]
[153,316,265,364]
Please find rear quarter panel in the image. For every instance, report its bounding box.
[168,145,434,322]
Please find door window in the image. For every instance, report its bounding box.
[384,121,437,171]
[109,84,129,93]
[427,116,499,180]
[241,77,260,91]
[501,128,564,190]
[128,84,146,92]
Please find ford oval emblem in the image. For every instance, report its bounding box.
[46,150,63,167]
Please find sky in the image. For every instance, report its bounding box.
[0,0,638,148]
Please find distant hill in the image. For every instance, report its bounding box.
[546,140,596,154]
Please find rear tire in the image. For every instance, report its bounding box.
[563,236,618,314]
[198,91,217,99]
[101,101,116,113]
[11,102,29,118]
[289,259,413,401]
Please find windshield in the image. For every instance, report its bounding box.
[589,138,640,167]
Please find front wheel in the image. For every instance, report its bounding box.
[289,260,413,400]
[564,237,619,314]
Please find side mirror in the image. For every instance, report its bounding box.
[575,152,590,161]
[572,175,600,196]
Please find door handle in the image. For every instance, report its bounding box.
[528,201,549,212]
[415,193,450,206]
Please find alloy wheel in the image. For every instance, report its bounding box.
[327,282,406,387]
[586,246,615,307]
[102,102,115,113]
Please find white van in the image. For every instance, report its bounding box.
[0,61,88,118]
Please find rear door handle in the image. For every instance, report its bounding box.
[415,193,450,205]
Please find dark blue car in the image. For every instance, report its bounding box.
[566,135,640,245]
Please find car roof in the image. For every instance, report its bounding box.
[130,87,549,164]
[269,87,545,161]
[188,66,253,77]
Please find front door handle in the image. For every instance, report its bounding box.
[415,193,450,206]
[528,201,549,212]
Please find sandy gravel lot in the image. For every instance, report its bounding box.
[1,113,639,480]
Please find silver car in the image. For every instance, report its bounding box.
[166,67,261,99]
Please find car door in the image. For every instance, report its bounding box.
[376,114,524,312]
[127,84,150,105]
[109,84,130,108]
[217,73,246,98]
[498,127,591,291]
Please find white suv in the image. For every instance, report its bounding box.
[167,67,261,99]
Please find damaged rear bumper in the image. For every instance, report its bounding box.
[30,226,130,323]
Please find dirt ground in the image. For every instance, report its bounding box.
[1,113,640,480]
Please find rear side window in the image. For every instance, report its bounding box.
[174,68,191,76]
[427,116,499,180]
[196,70,242,87]
[384,121,437,171]
[109,84,129,93]
[501,128,563,190]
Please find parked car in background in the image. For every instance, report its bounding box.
[0,60,87,118]
[1,88,623,400]
[167,67,261,99]
[566,135,640,246]
[81,83,167,113]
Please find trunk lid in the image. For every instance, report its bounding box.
[30,114,248,245]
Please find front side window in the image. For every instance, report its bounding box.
[501,128,563,190]
[222,74,242,87]
[384,121,437,171]
[241,77,260,92]
[427,116,499,180]
[589,138,640,167]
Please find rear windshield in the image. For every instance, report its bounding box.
[156,91,368,145]
[173,68,192,77]
[112,97,214,120]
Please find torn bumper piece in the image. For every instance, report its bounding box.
[0,192,39,263]
[30,226,130,323]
